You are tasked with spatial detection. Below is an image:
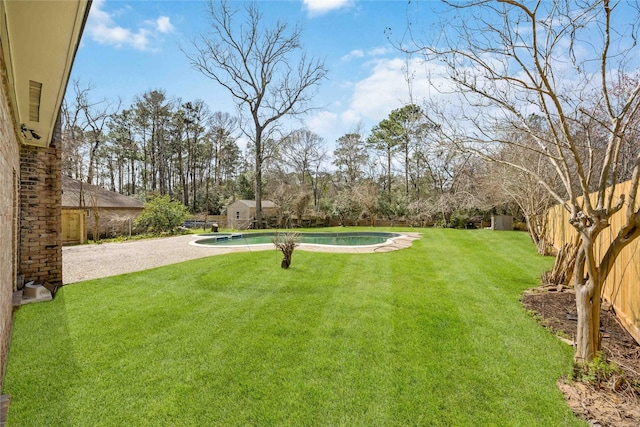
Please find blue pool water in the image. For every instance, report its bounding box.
[194,231,401,247]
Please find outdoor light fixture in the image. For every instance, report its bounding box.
[20,123,41,140]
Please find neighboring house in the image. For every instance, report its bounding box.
[227,199,277,229]
[0,0,91,402]
[62,175,145,243]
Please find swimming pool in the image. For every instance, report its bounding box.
[193,231,402,247]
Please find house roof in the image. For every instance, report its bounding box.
[62,175,144,210]
[0,1,91,147]
[230,199,277,208]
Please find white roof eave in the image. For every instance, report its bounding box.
[0,0,91,147]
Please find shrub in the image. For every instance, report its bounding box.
[449,211,470,229]
[134,195,190,234]
[273,232,299,269]
[571,352,624,389]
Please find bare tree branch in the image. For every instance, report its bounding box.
[184,0,327,227]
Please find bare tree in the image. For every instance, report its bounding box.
[404,0,640,362]
[278,128,327,211]
[185,0,327,228]
[351,182,380,226]
[86,185,101,242]
[133,90,172,195]
[208,111,239,186]
[267,176,297,227]
[486,160,556,253]
[70,80,119,185]
[61,88,85,179]
[484,128,563,254]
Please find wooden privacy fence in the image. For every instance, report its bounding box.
[545,179,640,344]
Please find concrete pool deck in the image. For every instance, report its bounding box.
[63,232,422,284]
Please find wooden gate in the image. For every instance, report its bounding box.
[62,209,86,245]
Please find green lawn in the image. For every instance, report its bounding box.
[4,229,583,426]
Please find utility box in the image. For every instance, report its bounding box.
[491,215,513,231]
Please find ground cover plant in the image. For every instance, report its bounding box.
[4,229,584,426]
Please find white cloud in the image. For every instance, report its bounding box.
[305,111,339,138]
[303,0,352,16]
[341,49,364,62]
[340,109,362,129]
[86,0,173,51]
[339,56,455,132]
[366,46,392,56]
[155,16,174,34]
[341,46,393,63]
[348,57,416,122]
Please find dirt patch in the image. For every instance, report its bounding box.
[522,288,640,426]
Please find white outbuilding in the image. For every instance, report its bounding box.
[226,200,278,229]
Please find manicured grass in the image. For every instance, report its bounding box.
[4,229,584,426]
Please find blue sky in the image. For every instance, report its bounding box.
[69,0,440,150]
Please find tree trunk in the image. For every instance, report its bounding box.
[108,156,116,192]
[254,128,263,229]
[255,168,262,228]
[178,149,188,207]
[281,256,291,269]
[575,280,601,362]
[255,155,262,228]
[387,146,392,195]
[405,141,409,196]
[573,239,602,362]
[130,158,136,195]
[87,141,99,185]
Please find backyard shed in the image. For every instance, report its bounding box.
[62,175,145,242]
[491,215,513,231]
[226,199,277,229]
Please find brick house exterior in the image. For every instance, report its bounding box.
[0,53,21,410]
[0,0,91,408]
[19,136,63,284]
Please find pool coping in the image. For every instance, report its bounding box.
[188,231,417,252]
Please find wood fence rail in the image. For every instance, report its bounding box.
[545,180,640,344]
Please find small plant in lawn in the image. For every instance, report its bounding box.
[571,352,625,390]
[524,309,544,324]
[273,232,299,269]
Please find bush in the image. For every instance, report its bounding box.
[134,195,190,234]
[570,352,630,392]
[273,232,300,269]
[449,211,470,229]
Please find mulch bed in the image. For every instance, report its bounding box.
[522,287,640,426]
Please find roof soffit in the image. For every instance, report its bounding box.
[0,0,91,147]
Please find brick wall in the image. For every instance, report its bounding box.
[19,124,62,286]
[0,62,20,395]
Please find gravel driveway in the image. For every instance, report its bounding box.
[62,232,420,284]
[63,235,249,284]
